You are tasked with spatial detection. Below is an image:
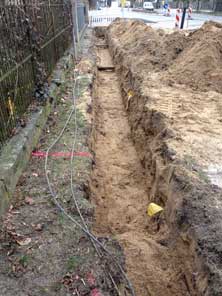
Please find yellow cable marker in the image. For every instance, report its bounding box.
[147,203,163,217]
[8,98,15,117]
[127,90,134,99]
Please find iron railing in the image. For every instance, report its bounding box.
[0,0,81,149]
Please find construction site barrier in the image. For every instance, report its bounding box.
[175,8,181,28]
[188,7,193,19]
[89,16,117,26]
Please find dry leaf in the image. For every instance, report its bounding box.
[25,197,35,205]
[17,237,32,246]
[7,249,15,256]
[87,272,96,286]
[35,224,43,231]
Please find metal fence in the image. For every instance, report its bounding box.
[77,3,87,32]
[0,0,86,149]
[89,15,117,26]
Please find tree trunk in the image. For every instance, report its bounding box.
[89,0,97,9]
[196,0,201,11]
[214,0,222,11]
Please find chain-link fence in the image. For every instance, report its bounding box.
[0,0,87,150]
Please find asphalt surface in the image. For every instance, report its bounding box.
[89,1,222,29]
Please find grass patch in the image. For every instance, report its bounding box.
[76,109,86,128]
[58,212,66,224]
[67,255,83,271]
[19,254,29,267]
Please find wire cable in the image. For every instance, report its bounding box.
[70,72,122,296]
[44,73,135,296]
[44,28,135,296]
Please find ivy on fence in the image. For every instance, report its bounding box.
[0,0,73,148]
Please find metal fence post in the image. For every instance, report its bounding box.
[72,0,79,44]
[22,0,36,82]
[85,2,89,24]
[49,4,59,62]
[72,16,78,61]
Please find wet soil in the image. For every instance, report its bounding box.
[90,45,191,295]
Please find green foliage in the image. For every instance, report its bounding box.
[67,255,83,271]
[19,255,29,267]
[76,109,86,128]
[58,212,66,224]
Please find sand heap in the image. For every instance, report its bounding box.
[168,21,222,92]
[106,19,222,296]
[109,20,222,93]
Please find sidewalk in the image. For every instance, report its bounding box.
[89,2,222,29]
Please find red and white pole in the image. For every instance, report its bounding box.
[175,8,180,28]
[166,6,171,16]
[187,6,192,27]
[188,7,192,19]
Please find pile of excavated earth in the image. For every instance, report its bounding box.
[107,19,222,174]
[109,20,222,93]
[90,20,222,296]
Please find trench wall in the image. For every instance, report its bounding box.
[105,26,222,296]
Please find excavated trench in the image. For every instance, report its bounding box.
[90,41,191,296]
[90,25,222,296]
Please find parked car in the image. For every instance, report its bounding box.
[143,1,154,10]
[150,0,160,8]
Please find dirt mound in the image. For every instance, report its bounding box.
[108,19,222,93]
[109,19,188,72]
[106,19,222,295]
[168,21,222,92]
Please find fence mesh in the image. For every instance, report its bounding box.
[0,0,76,149]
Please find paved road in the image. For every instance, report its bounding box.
[89,1,222,29]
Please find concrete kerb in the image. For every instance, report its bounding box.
[0,50,74,220]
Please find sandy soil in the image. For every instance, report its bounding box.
[143,75,222,175]
[1,21,222,296]
[107,19,222,187]
[104,19,222,295]
[90,46,191,296]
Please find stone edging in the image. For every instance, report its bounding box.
[0,51,73,219]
